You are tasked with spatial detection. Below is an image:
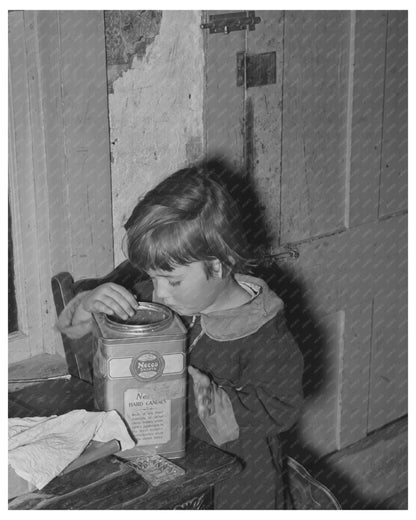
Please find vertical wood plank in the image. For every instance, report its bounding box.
[8,25,31,361]
[37,11,73,277]
[296,308,345,454]
[349,11,387,227]
[281,237,346,454]
[8,11,44,357]
[204,11,246,172]
[339,302,374,447]
[281,11,351,243]
[337,221,379,448]
[379,11,407,217]
[367,214,407,431]
[23,12,57,354]
[246,10,284,250]
[8,13,28,340]
[58,11,113,279]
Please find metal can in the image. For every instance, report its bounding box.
[92,302,187,459]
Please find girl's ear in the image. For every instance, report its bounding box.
[211,259,223,278]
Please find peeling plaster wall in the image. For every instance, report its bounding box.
[107,11,204,264]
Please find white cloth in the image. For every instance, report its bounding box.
[8,409,135,490]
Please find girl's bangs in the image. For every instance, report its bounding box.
[136,220,204,272]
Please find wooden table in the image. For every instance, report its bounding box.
[8,378,241,510]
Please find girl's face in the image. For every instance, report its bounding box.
[147,261,225,316]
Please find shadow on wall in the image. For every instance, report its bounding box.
[202,156,401,509]
[268,262,402,509]
[201,156,329,400]
[199,156,270,256]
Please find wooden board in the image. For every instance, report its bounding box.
[204,10,246,171]
[367,214,407,431]
[246,10,284,249]
[281,11,351,243]
[349,11,387,227]
[379,11,408,217]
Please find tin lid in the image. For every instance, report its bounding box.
[103,302,173,335]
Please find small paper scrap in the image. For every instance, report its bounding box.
[121,454,185,487]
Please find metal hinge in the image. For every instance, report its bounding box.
[200,11,261,34]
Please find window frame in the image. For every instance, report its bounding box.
[8,11,56,364]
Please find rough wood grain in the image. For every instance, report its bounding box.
[281,11,351,243]
[246,10,284,250]
[204,11,246,172]
[379,11,408,217]
[349,11,387,227]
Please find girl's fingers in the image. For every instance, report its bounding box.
[188,365,198,380]
[94,294,133,319]
[106,287,138,316]
[195,388,214,417]
[108,284,139,310]
[93,301,115,315]
[90,286,137,318]
[83,283,138,317]
[188,366,214,417]
[188,366,210,386]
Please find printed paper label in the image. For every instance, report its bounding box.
[108,353,184,379]
[124,388,172,445]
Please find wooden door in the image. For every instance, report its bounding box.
[203,10,407,455]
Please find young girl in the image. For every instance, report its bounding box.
[58,162,304,509]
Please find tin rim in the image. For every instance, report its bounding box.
[103,302,173,334]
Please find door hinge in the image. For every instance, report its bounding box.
[200,11,261,34]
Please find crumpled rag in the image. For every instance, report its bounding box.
[8,409,135,490]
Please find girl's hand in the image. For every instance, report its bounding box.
[80,283,139,320]
[188,365,215,419]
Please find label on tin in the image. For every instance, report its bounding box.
[130,351,165,382]
[124,380,185,446]
[108,353,184,379]
[125,388,171,445]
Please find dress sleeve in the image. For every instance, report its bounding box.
[220,311,304,435]
[55,291,93,339]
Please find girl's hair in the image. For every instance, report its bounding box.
[124,163,253,277]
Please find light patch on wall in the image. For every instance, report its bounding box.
[108,10,204,265]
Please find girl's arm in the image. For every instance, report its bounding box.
[189,312,303,445]
[56,283,139,339]
[218,312,304,436]
[188,365,239,446]
[56,290,94,339]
